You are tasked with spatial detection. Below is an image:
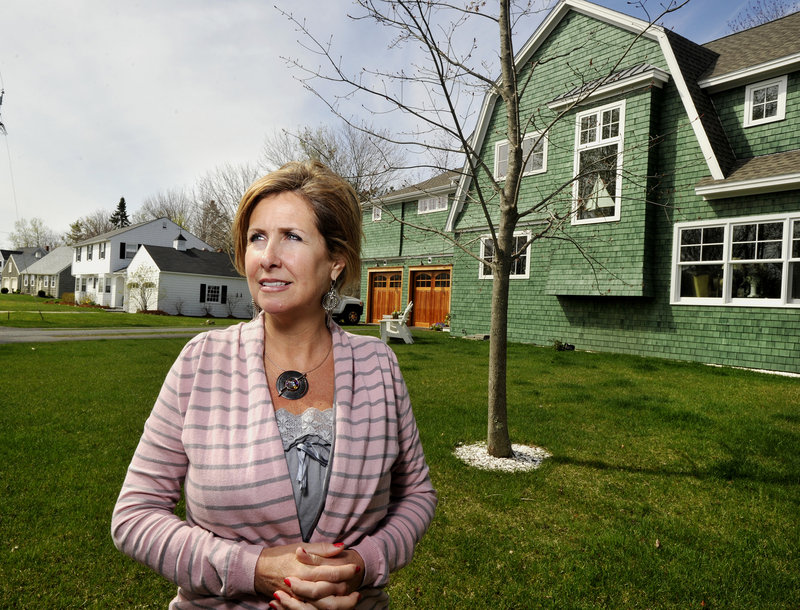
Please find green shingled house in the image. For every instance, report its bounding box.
[361,171,458,328]
[442,0,800,374]
[362,0,799,374]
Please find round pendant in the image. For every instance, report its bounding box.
[276,370,308,400]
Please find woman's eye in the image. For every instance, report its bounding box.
[248,233,266,245]
[286,232,301,241]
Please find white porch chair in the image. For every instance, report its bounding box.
[380,301,414,344]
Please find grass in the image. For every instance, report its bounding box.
[1,318,798,608]
[0,293,243,328]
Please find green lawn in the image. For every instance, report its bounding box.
[0,293,243,328]
[1,322,798,608]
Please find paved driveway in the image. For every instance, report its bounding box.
[0,327,208,344]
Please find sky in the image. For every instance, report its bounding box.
[0,0,751,250]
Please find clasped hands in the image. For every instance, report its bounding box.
[255,543,365,609]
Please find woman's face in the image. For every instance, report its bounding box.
[245,191,343,322]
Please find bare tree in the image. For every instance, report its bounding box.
[263,121,408,198]
[281,0,689,457]
[132,187,194,229]
[727,0,799,32]
[126,265,160,312]
[10,217,61,249]
[194,162,264,254]
[65,209,115,244]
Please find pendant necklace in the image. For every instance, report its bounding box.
[264,340,332,400]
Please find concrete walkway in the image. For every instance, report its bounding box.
[0,327,209,344]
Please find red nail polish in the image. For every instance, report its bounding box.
[333,542,345,548]
[355,565,361,573]
[283,578,292,588]
[273,591,281,601]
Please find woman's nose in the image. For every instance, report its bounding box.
[259,240,280,267]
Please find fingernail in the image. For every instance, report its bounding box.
[273,591,281,601]
[300,547,309,555]
[333,542,345,548]
[355,565,361,573]
[283,578,292,588]
[269,603,278,609]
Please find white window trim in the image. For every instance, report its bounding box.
[372,205,382,222]
[493,132,548,181]
[744,75,787,128]
[417,195,448,214]
[478,230,532,280]
[671,211,800,307]
[206,284,221,303]
[571,100,625,225]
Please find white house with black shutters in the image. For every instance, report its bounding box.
[124,236,250,318]
[71,218,211,307]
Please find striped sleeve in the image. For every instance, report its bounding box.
[110,333,263,600]
[350,345,437,588]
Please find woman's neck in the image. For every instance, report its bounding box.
[262,312,331,371]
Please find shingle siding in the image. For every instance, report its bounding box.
[446,3,800,374]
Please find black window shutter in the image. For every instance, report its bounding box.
[221,286,227,304]
[200,283,206,303]
[120,242,126,258]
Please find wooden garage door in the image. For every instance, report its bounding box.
[411,269,450,327]
[368,271,402,323]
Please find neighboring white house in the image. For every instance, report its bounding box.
[21,245,74,297]
[71,218,211,307]
[125,238,251,318]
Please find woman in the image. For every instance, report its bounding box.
[111,160,437,609]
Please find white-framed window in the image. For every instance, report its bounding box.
[44,276,49,288]
[99,242,106,259]
[744,75,787,127]
[672,212,800,307]
[206,285,221,303]
[87,244,93,260]
[75,247,82,262]
[372,205,382,222]
[418,195,448,214]
[572,100,624,224]
[23,275,28,286]
[494,132,547,180]
[125,243,138,259]
[478,231,531,279]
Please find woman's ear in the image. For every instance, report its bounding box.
[331,258,345,282]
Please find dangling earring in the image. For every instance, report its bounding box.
[322,280,340,314]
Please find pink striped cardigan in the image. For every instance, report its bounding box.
[111,316,437,609]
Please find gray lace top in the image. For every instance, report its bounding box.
[275,407,334,541]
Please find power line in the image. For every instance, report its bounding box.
[0,68,20,221]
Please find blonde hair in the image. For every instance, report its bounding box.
[233,160,363,294]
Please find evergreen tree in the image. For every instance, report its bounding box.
[109,197,130,228]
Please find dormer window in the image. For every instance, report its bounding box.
[744,75,787,127]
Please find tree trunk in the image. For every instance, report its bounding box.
[487,219,515,458]
[486,0,519,459]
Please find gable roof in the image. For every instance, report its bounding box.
[370,170,460,205]
[142,246,241,278]
[4,248,47,273]
[446,0,729,231]
[24,246,74,275]
[699,11,800,89]
[74,217,177,246]
[1,249,22,260]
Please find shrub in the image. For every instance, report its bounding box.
[61,292,75,304]
[37,290,46,298]
[1,287,7,294]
